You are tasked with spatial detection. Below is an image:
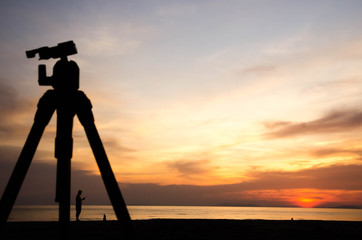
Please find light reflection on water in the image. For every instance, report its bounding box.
[8,205,362,222]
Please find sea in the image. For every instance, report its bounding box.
[7,205,362,222]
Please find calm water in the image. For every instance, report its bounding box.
[8,205,362,222]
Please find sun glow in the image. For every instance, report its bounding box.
[293,190,330,208]
[297,197,319,208]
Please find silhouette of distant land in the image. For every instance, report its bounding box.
[320,205,361,209]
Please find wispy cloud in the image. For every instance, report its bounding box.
[310,147,362,159]
[166,159,213,176]
[246,164,362,191]
[78,23,156,58]
[242,65,276,75]
[156,3,199,17]
[265,109,362,138]
[0,79,36,138]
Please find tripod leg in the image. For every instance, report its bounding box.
[76,92,136,238]
[0,90,55,226]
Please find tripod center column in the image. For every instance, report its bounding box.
[52,58,79,224]
[55,100,75,223]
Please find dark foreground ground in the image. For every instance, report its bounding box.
[1,219,362,240]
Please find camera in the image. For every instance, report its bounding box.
[26,41,77,60]
[26,41,79,90]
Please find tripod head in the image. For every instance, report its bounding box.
[26,41,79,92]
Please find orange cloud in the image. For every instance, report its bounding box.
[2,142,362,207]
[121,164,362,207]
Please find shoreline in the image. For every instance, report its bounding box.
[2,219,362,240]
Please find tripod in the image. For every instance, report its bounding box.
[0,56,136,238]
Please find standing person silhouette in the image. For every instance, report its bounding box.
[76,190,86,221]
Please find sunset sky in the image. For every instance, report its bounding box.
[1,0,362,208]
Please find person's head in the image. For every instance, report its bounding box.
[78,190,82,195]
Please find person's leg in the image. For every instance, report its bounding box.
[76,207,80,221]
